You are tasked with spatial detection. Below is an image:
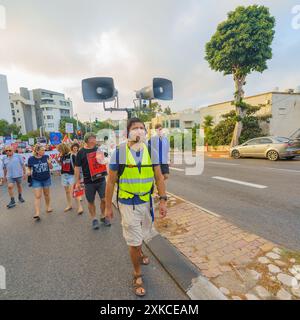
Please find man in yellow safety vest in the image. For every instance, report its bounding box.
[105,118,167,297]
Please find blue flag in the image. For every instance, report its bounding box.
[50,132,62,145]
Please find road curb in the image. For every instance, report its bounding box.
[144,233,227,300]
[112,196,227,300]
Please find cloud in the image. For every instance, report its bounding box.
[0,0,299,121]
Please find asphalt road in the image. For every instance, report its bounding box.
[168,155,300,251]
[0,177,187,300]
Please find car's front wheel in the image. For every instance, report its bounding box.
[267,150,279,161]
[231,150,241,159]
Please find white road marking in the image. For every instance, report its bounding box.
[265,167,300,173]
[169,167,185,172]
[212,176,268,189]
[207,161,240,166]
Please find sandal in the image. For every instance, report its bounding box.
[140,253,150,265]
[64,207,72,212]
[46,208,53,213]
[133,274,146,297]
[33,216,41,221]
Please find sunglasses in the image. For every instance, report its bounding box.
[6,150,13,152]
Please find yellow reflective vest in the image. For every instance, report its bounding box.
[118,143,154,202]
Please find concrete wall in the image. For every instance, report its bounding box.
[270,93,300,137]
[0,74,12,123]
[10,93,36,134]
[33,89,73,133]
[151,109,200,131]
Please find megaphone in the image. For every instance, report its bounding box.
[82,77,118,103]
[136,78,173,101]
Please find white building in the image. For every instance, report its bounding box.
[10,88,37,135]
[32,89,73,133]
[199,89,300,138]
[0,74,12,123]
[151,108,200,131]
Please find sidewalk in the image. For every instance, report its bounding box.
[205,151,230,159]
[154,194,300,300]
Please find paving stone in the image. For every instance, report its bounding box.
[258,257,270,264]
[293,265,300,273]
[219,287,230,295]
[245,294,260,300]
[275,260,287,267]
[260,243,274,252]
[266,252,281,260]
[268,264,281,274]
[289,268,298,276]
[277,288,292,300]
[291,287,300,298]
[272,247,282,255]
[290,258,296,263]
[277,273,298,287]
[249,270,262,281]
[232,296,242,300]
[255,286,271,299]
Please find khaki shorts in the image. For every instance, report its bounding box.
[119,202,153,247]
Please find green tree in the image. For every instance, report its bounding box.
[202,115,214,144]
[0,119,21,136]
[205,5,275,146]
[135,102,163,122]
[209,111,236,146]
[164,106,172,115]
[20,134,29,142]
[59,117,86,137]
[27,130,42,139]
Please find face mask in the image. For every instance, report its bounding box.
[128,128,146,143]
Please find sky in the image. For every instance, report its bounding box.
[0,0,300,121]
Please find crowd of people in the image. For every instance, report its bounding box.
[0,118,170,297]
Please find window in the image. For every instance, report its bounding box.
[278,107,287,115]
[13,117,16,122]
[47,123,54,128]
[258,138,272,144]
[46,107,53,111]
[184,121,193,129]
[18,118,21,121]
[246,139,260,145]
[171,120,180,128]
[17,110,19,113]
[47,115,53,120]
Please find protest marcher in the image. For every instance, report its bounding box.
[70,142,84,202]
[57,143,83,214]
[149,123,170,180]
[0,157,4,186]
[105,118,167,297]
[27,145,53,221]
[3,146,26,209]
[74,133,110,230]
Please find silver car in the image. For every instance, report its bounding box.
[230,136,300,161]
